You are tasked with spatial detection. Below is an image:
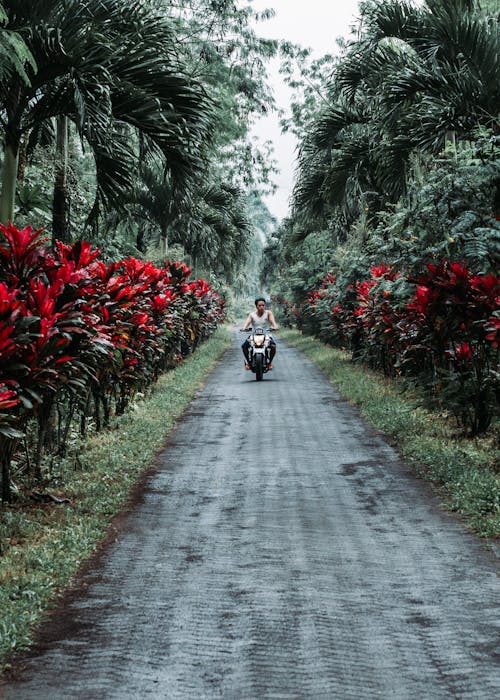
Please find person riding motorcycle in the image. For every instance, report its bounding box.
[241,297,278,370]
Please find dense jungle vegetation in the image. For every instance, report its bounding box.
[264,0,499,439]
[0,0,281,504]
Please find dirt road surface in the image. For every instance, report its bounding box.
[2,330,499,699]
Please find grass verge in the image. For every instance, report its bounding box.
[0,325,231,673]
[280,328,499,540]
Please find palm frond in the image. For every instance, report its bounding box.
[0,28,36,87]
[1,0,215,219]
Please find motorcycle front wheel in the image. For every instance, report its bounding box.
[255,353,264,381]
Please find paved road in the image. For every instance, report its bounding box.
[2,330,499,699]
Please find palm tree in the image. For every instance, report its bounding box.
[52,115,69,241]
[183,181,252,281]
[292,0,500,236]
[0,0,213,229]
[0,2,35,85]
[104,162,252,282]
[344,0,500,151]
[108,162,187,256]
[0,1,37,222]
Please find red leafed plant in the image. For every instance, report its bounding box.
[351,265,405,375]
[284,256,499,436]
[0,224,225,502]
[399,260,498,433]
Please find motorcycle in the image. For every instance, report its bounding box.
[240,327,274,381]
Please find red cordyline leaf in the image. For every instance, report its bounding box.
[445,342,473,362]
[448,261,469,281]
[47,258,90,289]
[190,279,211,297]
[55,240,101,269]
[105,278,137,302]
[87,260,121,283]
[131,311,150,327]
[0,384,20,409]
[110,269,156,301]
[0,222,48,279]
[370,263,398,280]
[121,257,163,286]
[419,259,469,288]
[0,324,17,358]
[470,273,500,303]
[422,261,438,276]
[356,279,376,304]
[151,293,174,314]
[28,279,58,318]
[37,316,58,342]
[0,282,24,319]
[0,227,223,406]
[53,355,74,365]
[163,261,191,288]
[307,290,322,305]
[405,285,439,315]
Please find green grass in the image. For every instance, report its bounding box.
[280,328,500,540]
[0,326,231,672]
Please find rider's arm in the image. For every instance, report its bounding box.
[268,310,279,330]
[241,313,253,331]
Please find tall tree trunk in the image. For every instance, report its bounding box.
[0,139,19,224]
[0,437,16,503]
[52,115,70,243]
[136,225,146,253]
[17,132,30,183]
[445,130,457,154]
[160,222,168,258]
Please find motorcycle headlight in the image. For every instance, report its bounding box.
[253,335,265,347]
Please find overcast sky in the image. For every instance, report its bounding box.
[250,0,362,222]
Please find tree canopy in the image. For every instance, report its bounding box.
[0,0,279,285]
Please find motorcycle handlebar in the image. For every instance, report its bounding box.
[240,327,278,332]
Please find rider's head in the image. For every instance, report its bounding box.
[255,297,266,309]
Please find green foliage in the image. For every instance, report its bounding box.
[0,0,280,285]
[279,42,338,141]
[0,5,36,87]
[287,0,500,233]
[0,0,216,223]
[269,128,500,435]
[161,0,279,191]
[268,3,499,367]
[369,133,500,273]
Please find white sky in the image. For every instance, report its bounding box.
[250,0,362,222]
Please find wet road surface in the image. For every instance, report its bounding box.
[2,330,499,699]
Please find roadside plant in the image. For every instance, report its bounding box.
[275,257,499,436]
[401,260,499,433]
[0,223,225,501]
